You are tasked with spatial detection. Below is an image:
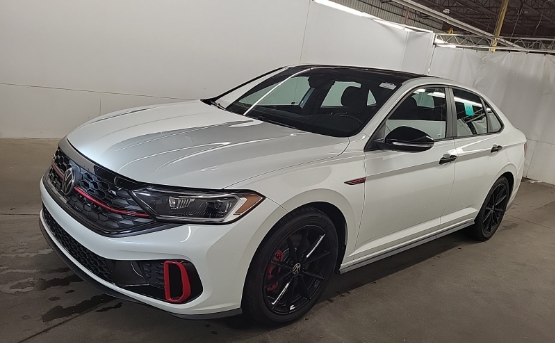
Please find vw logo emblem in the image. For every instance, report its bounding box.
[61,167,76,195]
[292,263,301,275]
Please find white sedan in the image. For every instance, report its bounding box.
[39,65,526,325]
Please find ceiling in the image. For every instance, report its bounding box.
[408,0,555,37]
[335,0,555,37]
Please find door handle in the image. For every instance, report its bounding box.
[491,144,503,153]
[439,154,457,165]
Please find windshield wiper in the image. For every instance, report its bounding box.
[246,113,298,130]
[210,100,226,111]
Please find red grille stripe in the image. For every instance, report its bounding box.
[74,187,150,218]
[51,161,64,178]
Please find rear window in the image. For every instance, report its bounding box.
[485,102,503,133]
[453,88,487,137]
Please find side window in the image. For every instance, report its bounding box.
[240,77,310,106]
[453,89,487,137]
[321,81,375,107]
[484,102,503,133]
[384,87,448,140]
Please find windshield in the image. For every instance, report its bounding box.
[212,66,401,137]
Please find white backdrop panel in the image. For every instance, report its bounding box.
[429,47,555,184]
[428,47,482,86]
[0,0,309,99]
[401,31,435,74]
[301,2,406,69]
[0,0,434,138]
[0,84,100,138]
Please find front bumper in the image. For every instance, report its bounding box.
[40,178,287,317]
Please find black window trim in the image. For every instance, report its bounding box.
[449,86,505,139]
[482,98,505,134]
[365,83,455,152]
[203,66,288,102]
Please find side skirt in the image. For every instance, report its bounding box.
[339,220,474,274]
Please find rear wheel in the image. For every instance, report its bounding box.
[243,208,338,326]
[467,177,510,241]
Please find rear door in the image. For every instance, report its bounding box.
[440,87,509,228]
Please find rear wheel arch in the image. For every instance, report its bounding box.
[501,171,514,193]
[494,163,517,196]
[467,175,511,241]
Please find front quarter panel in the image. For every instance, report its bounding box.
[228,150,367,264]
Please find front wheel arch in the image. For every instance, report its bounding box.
[293,203,346,271]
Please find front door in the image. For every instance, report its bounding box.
[352,86,456,260]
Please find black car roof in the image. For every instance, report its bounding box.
[294,64,427,83]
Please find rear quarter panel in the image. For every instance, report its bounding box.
[502,126,526,205]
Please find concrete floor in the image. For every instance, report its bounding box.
[1,138,554,343]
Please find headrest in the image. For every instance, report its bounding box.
[341,86,367,109]
[390,96,418,120]
[398,96,418,111]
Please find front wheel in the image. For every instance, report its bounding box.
[242,208,338,326]
[467,177,510,241]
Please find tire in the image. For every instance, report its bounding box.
[467,177,511,241]
[242,207,338,326]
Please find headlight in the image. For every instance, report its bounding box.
[131,187,264,224]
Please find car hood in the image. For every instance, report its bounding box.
[67,100,349,189]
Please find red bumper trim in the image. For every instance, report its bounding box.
[164,261,192,303]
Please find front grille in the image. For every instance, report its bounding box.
[140,262,165,289]
[46,148,159,236]
[42,205,112,282]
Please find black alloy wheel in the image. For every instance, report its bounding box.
[483,182,508,234]
[264,225,332,315]
[468,177,510,241]
[243,208,338,326]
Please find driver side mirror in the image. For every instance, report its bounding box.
[376,126,434,152]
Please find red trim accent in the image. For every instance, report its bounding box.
[51,161,64,178]
[164,261,191,303]
[74,187,150,218]
[344,177,366,185]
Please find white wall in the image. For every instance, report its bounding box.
[429,47,555,184]
[300,4,434,74]
[0,0,434,138]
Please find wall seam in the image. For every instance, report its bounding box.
[299,0,312,63]
[525,139,539,179]
[0,82,188,100]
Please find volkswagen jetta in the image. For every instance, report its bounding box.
[39,65,526,325]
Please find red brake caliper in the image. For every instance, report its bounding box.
[266,249,284,291]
